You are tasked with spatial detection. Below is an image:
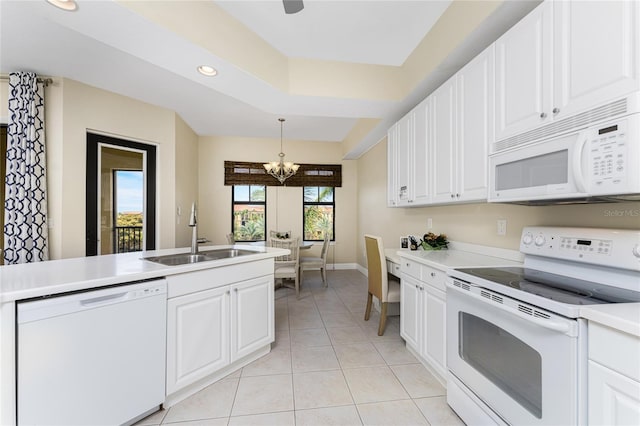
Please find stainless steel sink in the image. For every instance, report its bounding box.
[144,249,255,266]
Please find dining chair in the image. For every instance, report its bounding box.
[270,236,301,298]
[299,235,330,287]
[226,233,235,244]
[364,234,401,336]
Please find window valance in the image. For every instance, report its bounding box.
[224,161,342,187]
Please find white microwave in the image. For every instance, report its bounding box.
[489,114,640,204]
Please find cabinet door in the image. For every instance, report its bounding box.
[423,286,447,380]
[431,78,457,204]
[400,276,421,351]
[231,276,274,361]
[554,1,640,120]
[387,125,398,207]
[413,100,430,205]
[495,1,553,142]
[456,46,493,202]
[396,113,414,205]
[589,360,640,426]
[166,286,230,395]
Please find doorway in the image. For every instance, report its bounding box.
[86,133,156,256]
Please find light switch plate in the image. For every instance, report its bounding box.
[497,219,507,236]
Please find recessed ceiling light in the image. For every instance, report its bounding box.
[46,0,78,11]
[197,65,218,77]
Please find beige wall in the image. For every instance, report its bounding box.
[198,136,358,265]
[356,138,640,267]
[174,115,199,248]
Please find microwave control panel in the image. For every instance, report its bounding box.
[589,121,627,188]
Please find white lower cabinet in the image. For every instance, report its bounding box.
[166,268,274,397]
[166,286,230,395]
[588,322,640,425]
[400,260,447,383]
[231,276,274,361]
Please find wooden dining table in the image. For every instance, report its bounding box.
[242,240,314,250]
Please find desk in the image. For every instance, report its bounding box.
[384,248,403,278]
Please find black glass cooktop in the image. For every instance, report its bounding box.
[453,267,640,306]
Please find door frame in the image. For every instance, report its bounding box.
[86,132,156,256]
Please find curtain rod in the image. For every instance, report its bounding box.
[0,76,53,87]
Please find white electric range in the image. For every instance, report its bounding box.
[446,226,640,426]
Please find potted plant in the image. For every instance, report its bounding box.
[421,232,448,250]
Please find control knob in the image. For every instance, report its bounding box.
[522,233,534,245]
[633,244,640,258]
[534,235,546,247]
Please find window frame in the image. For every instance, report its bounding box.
[302,186,335,242]
[231,184,267,242]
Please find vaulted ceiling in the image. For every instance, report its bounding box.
[0,0,539,158]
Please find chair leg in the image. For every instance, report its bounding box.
[378,302,388,336]
[295,273,300,299]
[321,266,327,287]
[364,292,373,321]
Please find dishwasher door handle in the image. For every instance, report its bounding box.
[80,291,129,308]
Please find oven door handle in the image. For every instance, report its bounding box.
[449,283,575,336]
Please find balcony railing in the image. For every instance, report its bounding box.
[114,226,143,253]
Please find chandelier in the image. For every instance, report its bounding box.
[263,118,300,184]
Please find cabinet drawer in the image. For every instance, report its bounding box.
[401,259,422,280]
[386,260,401,277]
[422,265,446,292]
[589,322,640,381]
[167,259,273,298]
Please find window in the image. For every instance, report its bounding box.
[232,185,266,241]
[303,187,334,241]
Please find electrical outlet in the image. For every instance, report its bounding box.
[427,218,433,229]
[497,219,507,236]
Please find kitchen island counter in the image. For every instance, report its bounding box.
[0,245,288,302]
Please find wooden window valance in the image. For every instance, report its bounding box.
[224,161,342,187]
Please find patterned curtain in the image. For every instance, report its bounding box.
[4,72,49,264]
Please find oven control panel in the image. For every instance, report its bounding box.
[520,226,640,270]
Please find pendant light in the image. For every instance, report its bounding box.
[263,118,300,184]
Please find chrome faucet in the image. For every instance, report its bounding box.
[189,202,198,255]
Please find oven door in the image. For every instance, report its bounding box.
[446,280,580,425]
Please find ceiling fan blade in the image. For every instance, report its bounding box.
[283,0,304,14]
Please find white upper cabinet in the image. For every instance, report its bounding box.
[431,77,457,204]
[495,0,640,145]
[432,47,493,204]
[387,124,398,207]
[495,1,553,142]
[413,100,431,204]
[388,44,493,207]
[456,46,494,202]
[396,113,415,206]
[388,103,427,207]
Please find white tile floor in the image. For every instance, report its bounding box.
[136,270,465,426]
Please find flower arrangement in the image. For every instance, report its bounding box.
[421,232,448,250]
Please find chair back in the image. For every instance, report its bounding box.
[226,233,235,244]
[270,236,300,263]
[270,230,292,239]
[364,235,390,302]
[320,235,330,263]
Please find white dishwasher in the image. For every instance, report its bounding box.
[17,279,167,426]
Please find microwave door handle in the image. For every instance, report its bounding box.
[573,131,589,193]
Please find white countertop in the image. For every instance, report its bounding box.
[0,245,288,303]
[580,303,640,338]
[392,248,522,271]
